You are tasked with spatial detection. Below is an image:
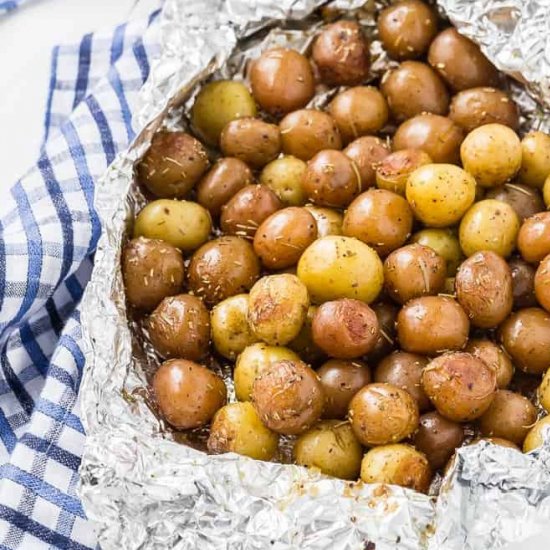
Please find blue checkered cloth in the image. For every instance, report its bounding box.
[0,6,161,548]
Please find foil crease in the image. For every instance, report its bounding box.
[79,1,550,548]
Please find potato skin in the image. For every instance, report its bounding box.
[348,382,419,446]
[252,359,325,435]
[260,156,307,206]
[455,251,513,328]
[122,237,184,312]
[509,257,537,308]
[367,302,399,362]
[289,305,325,364]
[465,339,514,389]
[148,294,210,361]
[485,183,544,223]
[535,255,550,312]
[345,136,391,189]
[293,420,363,480]
[304,206,343,238]
[153,359,226,430]
[311,299,379,359]
[422,352,497,422]
[517,212,550,263]
[538,368,550,413]
[376,149,432,196]
[411,228,463,276]
[523,416,550,453]
[519,131,550,189]
[397,297,470,355]
[207,402,279,461]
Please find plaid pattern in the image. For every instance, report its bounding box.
[0,8,161,548]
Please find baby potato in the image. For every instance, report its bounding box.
[253,207,317,270]
[220,118,281,169]
[234,343,300,401]
[544,174,550,206]
[191,80,257,145]
[499,307,550,375]
[345,136,391,189]
[406,164,476,227]
[485,183,544,222]
[517,212,550,263]
[519,131,550,189]
[479,390,537,446]
[297,236,384,304]
[538,368,550,413]
[459,199,520,257]
[476,437,520,450]
[196,158,253,217]
[220,184,282,239]
[523,416,550,453]
[188,236,260,305]
[367,302,399,362]
[122,237,184,312]
[312,20,370,86]
[134,199,212,252]
[304,206,343,237]
[397,296,470,355]
[317,359,371,419]
[252,359,325,435]
[294,420,363,480]
[348,383,419,446]
[211,294,257,360]
[411,228,463,276]
[383,244,447,304]
[422,352,497,422]
[311,299,379,359]
[207,402,279,461]
[360,444,432,493]
[289,306,325,364]
[248,274,309,346]
[465,339,514,389]
[460,124,522,187]
[250,48,315,116]
[343,189,414,256]
[509,257,538,308]
[137,131,209,199]
[279,109,342,161]
[375,351,430,411]
[328,87,389,144]
[376,149,432,196]
[455,251,513,328]
[153,359,226,430]
[260,156,307,206]
[535,254,550,312]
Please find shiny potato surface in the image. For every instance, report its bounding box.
[517,212,550,263]
[345,136,391,189]
[376,149,432,196]
[260,156,307,206]
[485,183,544,223]
[410,228,463,276]
[465,339,514,390]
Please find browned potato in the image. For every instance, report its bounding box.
[449,88,519,132]
[381,61,449,121]
[486,183,544,222]
[220,118,281,169]
[360,444,432,493]
[523,416,550,453]
[250,48,315,116]
[148,294,210,360]
[153,359,226,430]
[397,296,469,355]
[188,236,260,305]
[377,0,438,60]
[383,244,446,304]
[535,254,550,312]
[196,158,253,217]
[499,307,550,375]
[328,87,389,144]
[304,206,343,237]
[509,257,538,308]
[279,109,342,161]
[312,21,370,86]
[342,189,413,256]
[252,359,325,435]
[260,156,307,207]
[303,149,362,208]
[478,389,537,445]
[289,306,325,364]
[317,359,371,419]
[465,339,514,389]
[410,228,463,276]
[538,368,550,412]
[428,28,499,91]
[344,136,391,189]
[518,212,550,263]
[422,352,497,421]
[253,207,317,270]
[375,351,430,411]
[376,149,432,196]
[367,302,399,362]
[220,184,282,239]
[413,411,464,469]
[519,131,550,189]
[311,299,379,359]
[137,131,209,198]
[455,251,513,328]
[349,382,419,446]
[478,437,520,450]
[393,114,464,164]
[122,237,184,312]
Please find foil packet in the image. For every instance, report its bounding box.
[79,0,550,548]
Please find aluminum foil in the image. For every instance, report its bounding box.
[79,1,550,548]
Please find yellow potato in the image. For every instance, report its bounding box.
[523,416,550,453]
[411,228,463,276]
[519,131,550,189]
[538,368,550,413]
[260,156,307,206]
[543,173,550,207]
[304,206,344,237]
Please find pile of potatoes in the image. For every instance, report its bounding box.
[122,0,550,494]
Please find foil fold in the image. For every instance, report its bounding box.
[79,0,550,548]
